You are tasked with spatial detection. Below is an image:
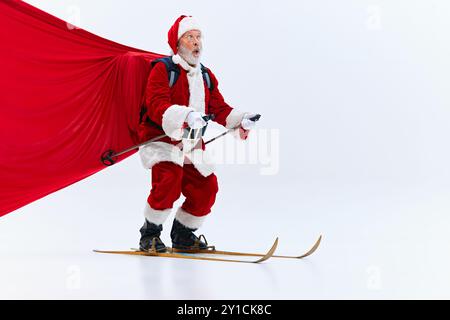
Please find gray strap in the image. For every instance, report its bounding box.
[169,71,176,87]
[203,72,211,90]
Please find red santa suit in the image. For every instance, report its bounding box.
[138,16,249,230]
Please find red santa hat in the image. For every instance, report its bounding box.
[168,15,202,54]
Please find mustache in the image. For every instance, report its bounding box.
[179,44,202,53]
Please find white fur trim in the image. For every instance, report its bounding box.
[144,202,172,225]
[225,109,247,129]
[172,55,206,116]
[186,68,206,113]
[172,54,184,68]
[162,104,195,140]
[175,207,206,230]
[178,17,201,40]
[184,146,215,177]
[139,141,184,169]
[139,140,214,177]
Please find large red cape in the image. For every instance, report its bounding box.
[0,0,163,217]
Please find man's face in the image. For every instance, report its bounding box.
[177,30,203,66]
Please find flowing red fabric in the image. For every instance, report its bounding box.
[0,0,163,217]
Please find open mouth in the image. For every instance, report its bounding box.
[192,49,200,56]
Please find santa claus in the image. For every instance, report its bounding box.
[138,15,259,252]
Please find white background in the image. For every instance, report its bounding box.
[1,0,450,299]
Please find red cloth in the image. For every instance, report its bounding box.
[0,0,163,217]
[148,162,218,217]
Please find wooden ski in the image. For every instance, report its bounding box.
[94,237,278,264]
[168,235,322,259]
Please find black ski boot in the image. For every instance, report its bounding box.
[170,219,214,252]
[139,220,167,252]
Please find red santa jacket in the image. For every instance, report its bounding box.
[138,54,247,177]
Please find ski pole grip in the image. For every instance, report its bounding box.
[202,114,215,122]
[249,114,262,122]
[101,149,116,166]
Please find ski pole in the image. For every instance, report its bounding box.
[101,114,215,166]
[181,114,261,154]
[204,114,261,147]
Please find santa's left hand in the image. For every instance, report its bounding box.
[240,113,259,130]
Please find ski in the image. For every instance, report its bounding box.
[94,237,278,264]
[168,235,322,260]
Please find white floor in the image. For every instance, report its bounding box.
[1,154,450,300]
[3,0,450,300]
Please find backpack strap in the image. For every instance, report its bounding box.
[151,57,213,91]
[151,57,180,87]
[140,57,181,125]
[201,64,214,91]
[140,58,214,125]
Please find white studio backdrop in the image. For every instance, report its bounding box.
[1,0,450,299]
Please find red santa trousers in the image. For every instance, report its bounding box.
[144,161,218,229]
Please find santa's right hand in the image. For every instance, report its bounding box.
[186,111,207,129]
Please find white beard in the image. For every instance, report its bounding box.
[178,44,202,66]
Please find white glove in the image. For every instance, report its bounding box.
[186,111,207,129]
[241,113,259,130]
